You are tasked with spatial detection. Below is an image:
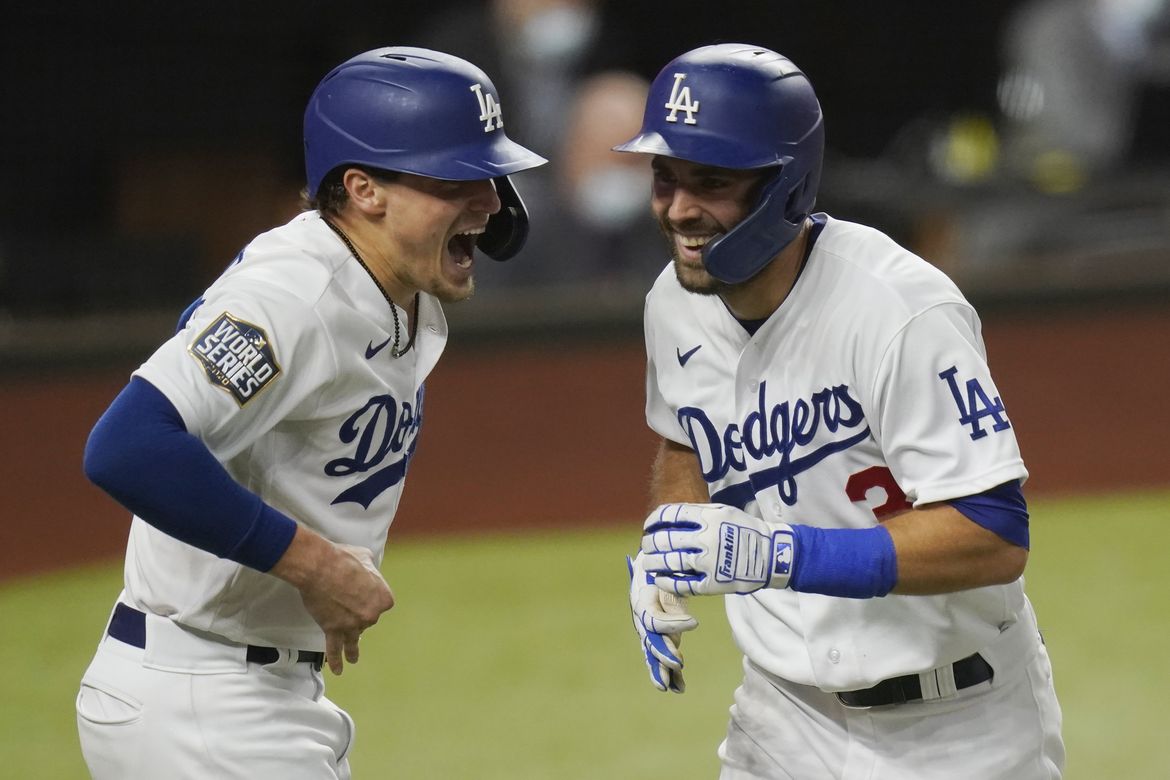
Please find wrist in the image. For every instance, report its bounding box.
[228,504,298,572]
[270,524,330,589]
[767,527,796,589]
[786,524,898,599]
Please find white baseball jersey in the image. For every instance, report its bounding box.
[645,215,1030,691]
[127,210,447,651]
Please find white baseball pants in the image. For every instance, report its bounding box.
[76,605,353,779]
[718,623,1064,778]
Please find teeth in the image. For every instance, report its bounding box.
[457,227,486,236]
[678,235,711,249]
[455,256,472,269]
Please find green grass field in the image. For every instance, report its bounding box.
[4,489,1167,778]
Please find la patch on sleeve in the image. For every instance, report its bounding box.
[188,312,281,405]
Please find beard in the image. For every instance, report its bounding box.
[672,258,727,296]
[396,248,475,304]
[658,214,729,296]
[427,276,475,304]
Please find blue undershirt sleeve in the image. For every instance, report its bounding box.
[948,479,1030,549]
[83,376,297,571]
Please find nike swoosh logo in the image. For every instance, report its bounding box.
[676,344,702,367]
[365,335,393,359]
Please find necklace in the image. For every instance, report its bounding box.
[323,218,419,358]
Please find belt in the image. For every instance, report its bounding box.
[107,603,324,671]
[835,653,994,708]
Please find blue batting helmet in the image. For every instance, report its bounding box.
[614,44,824,283]
[304,47,547,260]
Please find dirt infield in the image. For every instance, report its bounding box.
[3,301,1166,581]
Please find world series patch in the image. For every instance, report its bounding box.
[188,312,281,405]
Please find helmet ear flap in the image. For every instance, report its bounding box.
[477,175,530,261]
[785,172,813,222]
[701,164,812,284]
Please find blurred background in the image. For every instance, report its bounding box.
[3,0,1169,348]
[2,1,1169,777]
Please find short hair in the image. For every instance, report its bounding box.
[301,165,400,217]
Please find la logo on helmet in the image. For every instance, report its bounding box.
[469,83,503,132]
[664,73,699,125]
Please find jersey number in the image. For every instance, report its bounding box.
[846,466,911,520]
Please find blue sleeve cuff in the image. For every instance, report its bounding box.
[787,524,898,599]
[948,480,1029,549]
[224,504,299,573]
[84,376,297,571]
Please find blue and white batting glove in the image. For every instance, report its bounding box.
[627,553,699,693]
[642,503,796,597]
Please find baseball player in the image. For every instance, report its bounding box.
[619,44,1064,778]
[76,47,545,779]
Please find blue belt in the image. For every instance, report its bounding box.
[835,653,993,707]
[107,603,324,671]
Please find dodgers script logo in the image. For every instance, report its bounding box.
[188,312,281,405]
[326,388,425,509]
[678,382,869,509]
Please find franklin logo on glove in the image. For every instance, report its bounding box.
[718,522,737,578]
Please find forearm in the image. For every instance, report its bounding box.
[268,523,333,588]
[643,434,1026,597]
[643,496,1028,600]
[788,504,1025,598]
[882,504,1028,594]
[649,438,709,506]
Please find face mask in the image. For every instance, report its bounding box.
[572,166,647,231]
[519,5,599,65]
[1096,0,1161,62]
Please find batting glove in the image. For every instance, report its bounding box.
[627,553,698,693]
[642,503,796,597]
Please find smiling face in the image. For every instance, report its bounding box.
[374,173,502,303]
[650,156,766,295]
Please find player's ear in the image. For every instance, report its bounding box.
[340,168,385,215]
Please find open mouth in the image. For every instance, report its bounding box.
[678,234,713,250]
[446,226,485,269]
[675,232,715,260]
